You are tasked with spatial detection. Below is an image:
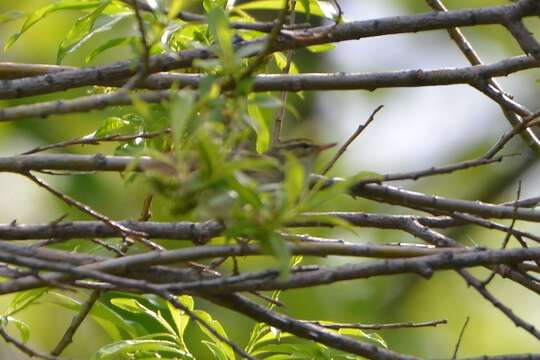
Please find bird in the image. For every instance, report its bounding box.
[239,138,337,185]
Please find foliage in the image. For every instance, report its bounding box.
[0,0,376,358]
[1,0,539,358]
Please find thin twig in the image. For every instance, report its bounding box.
[307,319,447,330]
[485,110,540,159]
[234,0,290,82]
[24,171,165,251]
[452,316,470,359]
[482,182,522,286]
[122,0,152,90]
[321,105,383,175]
[0,325,61,360]
[21,129,170,155]
[23,172,147,239]
[51,291,101,356]
[458,269,540,341]
[272,0,297,145]
[426,0,540,154]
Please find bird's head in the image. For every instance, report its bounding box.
[270,139,337,160]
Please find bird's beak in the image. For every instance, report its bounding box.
[317,142,338,151]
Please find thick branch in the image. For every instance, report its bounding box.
[0,2,538,99]
[0,220,223,241]
[158,247,540,294]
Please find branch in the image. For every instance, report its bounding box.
[51,290,101,356]
[0,247,392,359]
[306,319,447,330]
[21,129,170,155]
[458,269,540,340]
[0,2,538,99]
[208,293,413,360]
[0,220,223,242]
[156,247,540,294]
[345,180,540,223]
[0,326,61,360]
[0,55,537,116]
[426,0,540,154]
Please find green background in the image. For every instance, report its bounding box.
[0,0,539,358]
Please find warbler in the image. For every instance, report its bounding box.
[239,138,337,185]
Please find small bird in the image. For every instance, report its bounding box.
[240,138,337,185]
[267,138,337,165]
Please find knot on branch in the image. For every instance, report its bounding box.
[189,220,224,245]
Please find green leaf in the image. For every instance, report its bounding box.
[5,0,104,50]
[246,103,270,153]
[111,298,178,337]
[5,317,30,343]
[0,10,25,25]
[235,0,325,18]
[338,328,387,348]
[91,339,188,359]
[6,288,48,316]
[306,43,336,53]
[207,7,236,74]
[203,0,227,13]
[131,94,153,120]
[57,1,108,63]
[95,115,142,137]
[196,131,223,177]
[58,9,131,64]
[226,177,264,210]
[86,36,136,63]
[170,90,197,149]
[283,153,305,207]
[168,0,187,19]
[273,52,298,75]
[298,0,310,20]
[167,295,194,347]
[202,340,229,360]
[49,292,139,340]
[193,310,235,360]
[268,233,291,276]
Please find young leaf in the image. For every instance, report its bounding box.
[202,340,229,360]
[207,7,236,74]
[91,339,188,359]
[49,292,140,340]
[283,152,305,208]
[203,0,228,13]
[168,0,190,18]
[246,103,270,154]
[58,10,131,64]
[170,90,196,149]
[5,317,30,343]
[57,1,108,63]
[235,0,325,18]
[298,0,310,20]
[5,0,104,50]
[167,295,194,348]
[193,310,235,360]
[267,233,291,276]
[95,115,142,137]
[338,328,387,348]
[306,43,336,53]
[86,36,136,63]
[6,288,48,317]
[111,298,178,338]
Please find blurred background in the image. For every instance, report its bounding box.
[0,0,539,358]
